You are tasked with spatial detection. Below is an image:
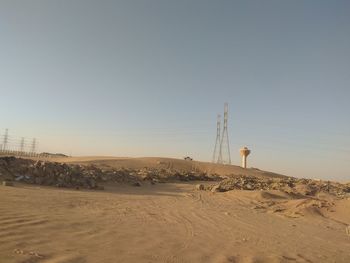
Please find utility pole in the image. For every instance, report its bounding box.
[218,103,231,165]
[212,114,221,163]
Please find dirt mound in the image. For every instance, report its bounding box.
[250,191,335,218]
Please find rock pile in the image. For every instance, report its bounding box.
[208,175,350,198]
[0,157,222,190]
[0,157,103,189]
[136,168,221,183]
[96,167,141,185]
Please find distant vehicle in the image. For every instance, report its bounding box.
[184,156,193,161]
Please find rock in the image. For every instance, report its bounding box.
[87,178,97,189]
[2,180,14,186]
[244,183,253,190]
[211,185,222,193]
[132,182,141,187]
[346,226,350,236]
[35,177,44,185]
[150,178,159,185]
[195,184,205,190]
[13,249,24,254]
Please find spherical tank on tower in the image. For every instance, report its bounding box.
[240,147,251,169]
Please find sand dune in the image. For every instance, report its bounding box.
[1,181,350,263]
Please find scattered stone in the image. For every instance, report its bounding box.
[13,249,24,255]
[13,249,44,258]
[211,185,222,193]
[0,156,225,190]
[136,167,222,183]
[207,175,350,198]
[152,178,159,183]
[244,183,253,190]
[195,184,205,190]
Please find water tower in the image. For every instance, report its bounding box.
[240,147,251,168]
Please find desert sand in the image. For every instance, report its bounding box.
[1,157,350,263]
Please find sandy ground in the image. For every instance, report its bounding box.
[1,182,350,263]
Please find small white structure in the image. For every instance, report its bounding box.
[239,147,251,168]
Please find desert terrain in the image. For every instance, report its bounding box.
[1,156,350,263]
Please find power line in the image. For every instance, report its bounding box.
[0,129,41,156]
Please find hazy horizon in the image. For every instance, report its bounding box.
[1,1,349,180]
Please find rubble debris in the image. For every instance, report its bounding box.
[0,157,105,190]
[0,157,222,190]
[207,175,350,198]
[136,167,221,182]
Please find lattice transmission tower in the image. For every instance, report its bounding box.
[212,114,221,163]
[2,129,9,151]
[20,137,25,152]
[30,138,36,154]
[217,103,231,165]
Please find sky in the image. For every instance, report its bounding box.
[0,0,349,180]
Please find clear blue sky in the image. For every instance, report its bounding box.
[0,1,349,180]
